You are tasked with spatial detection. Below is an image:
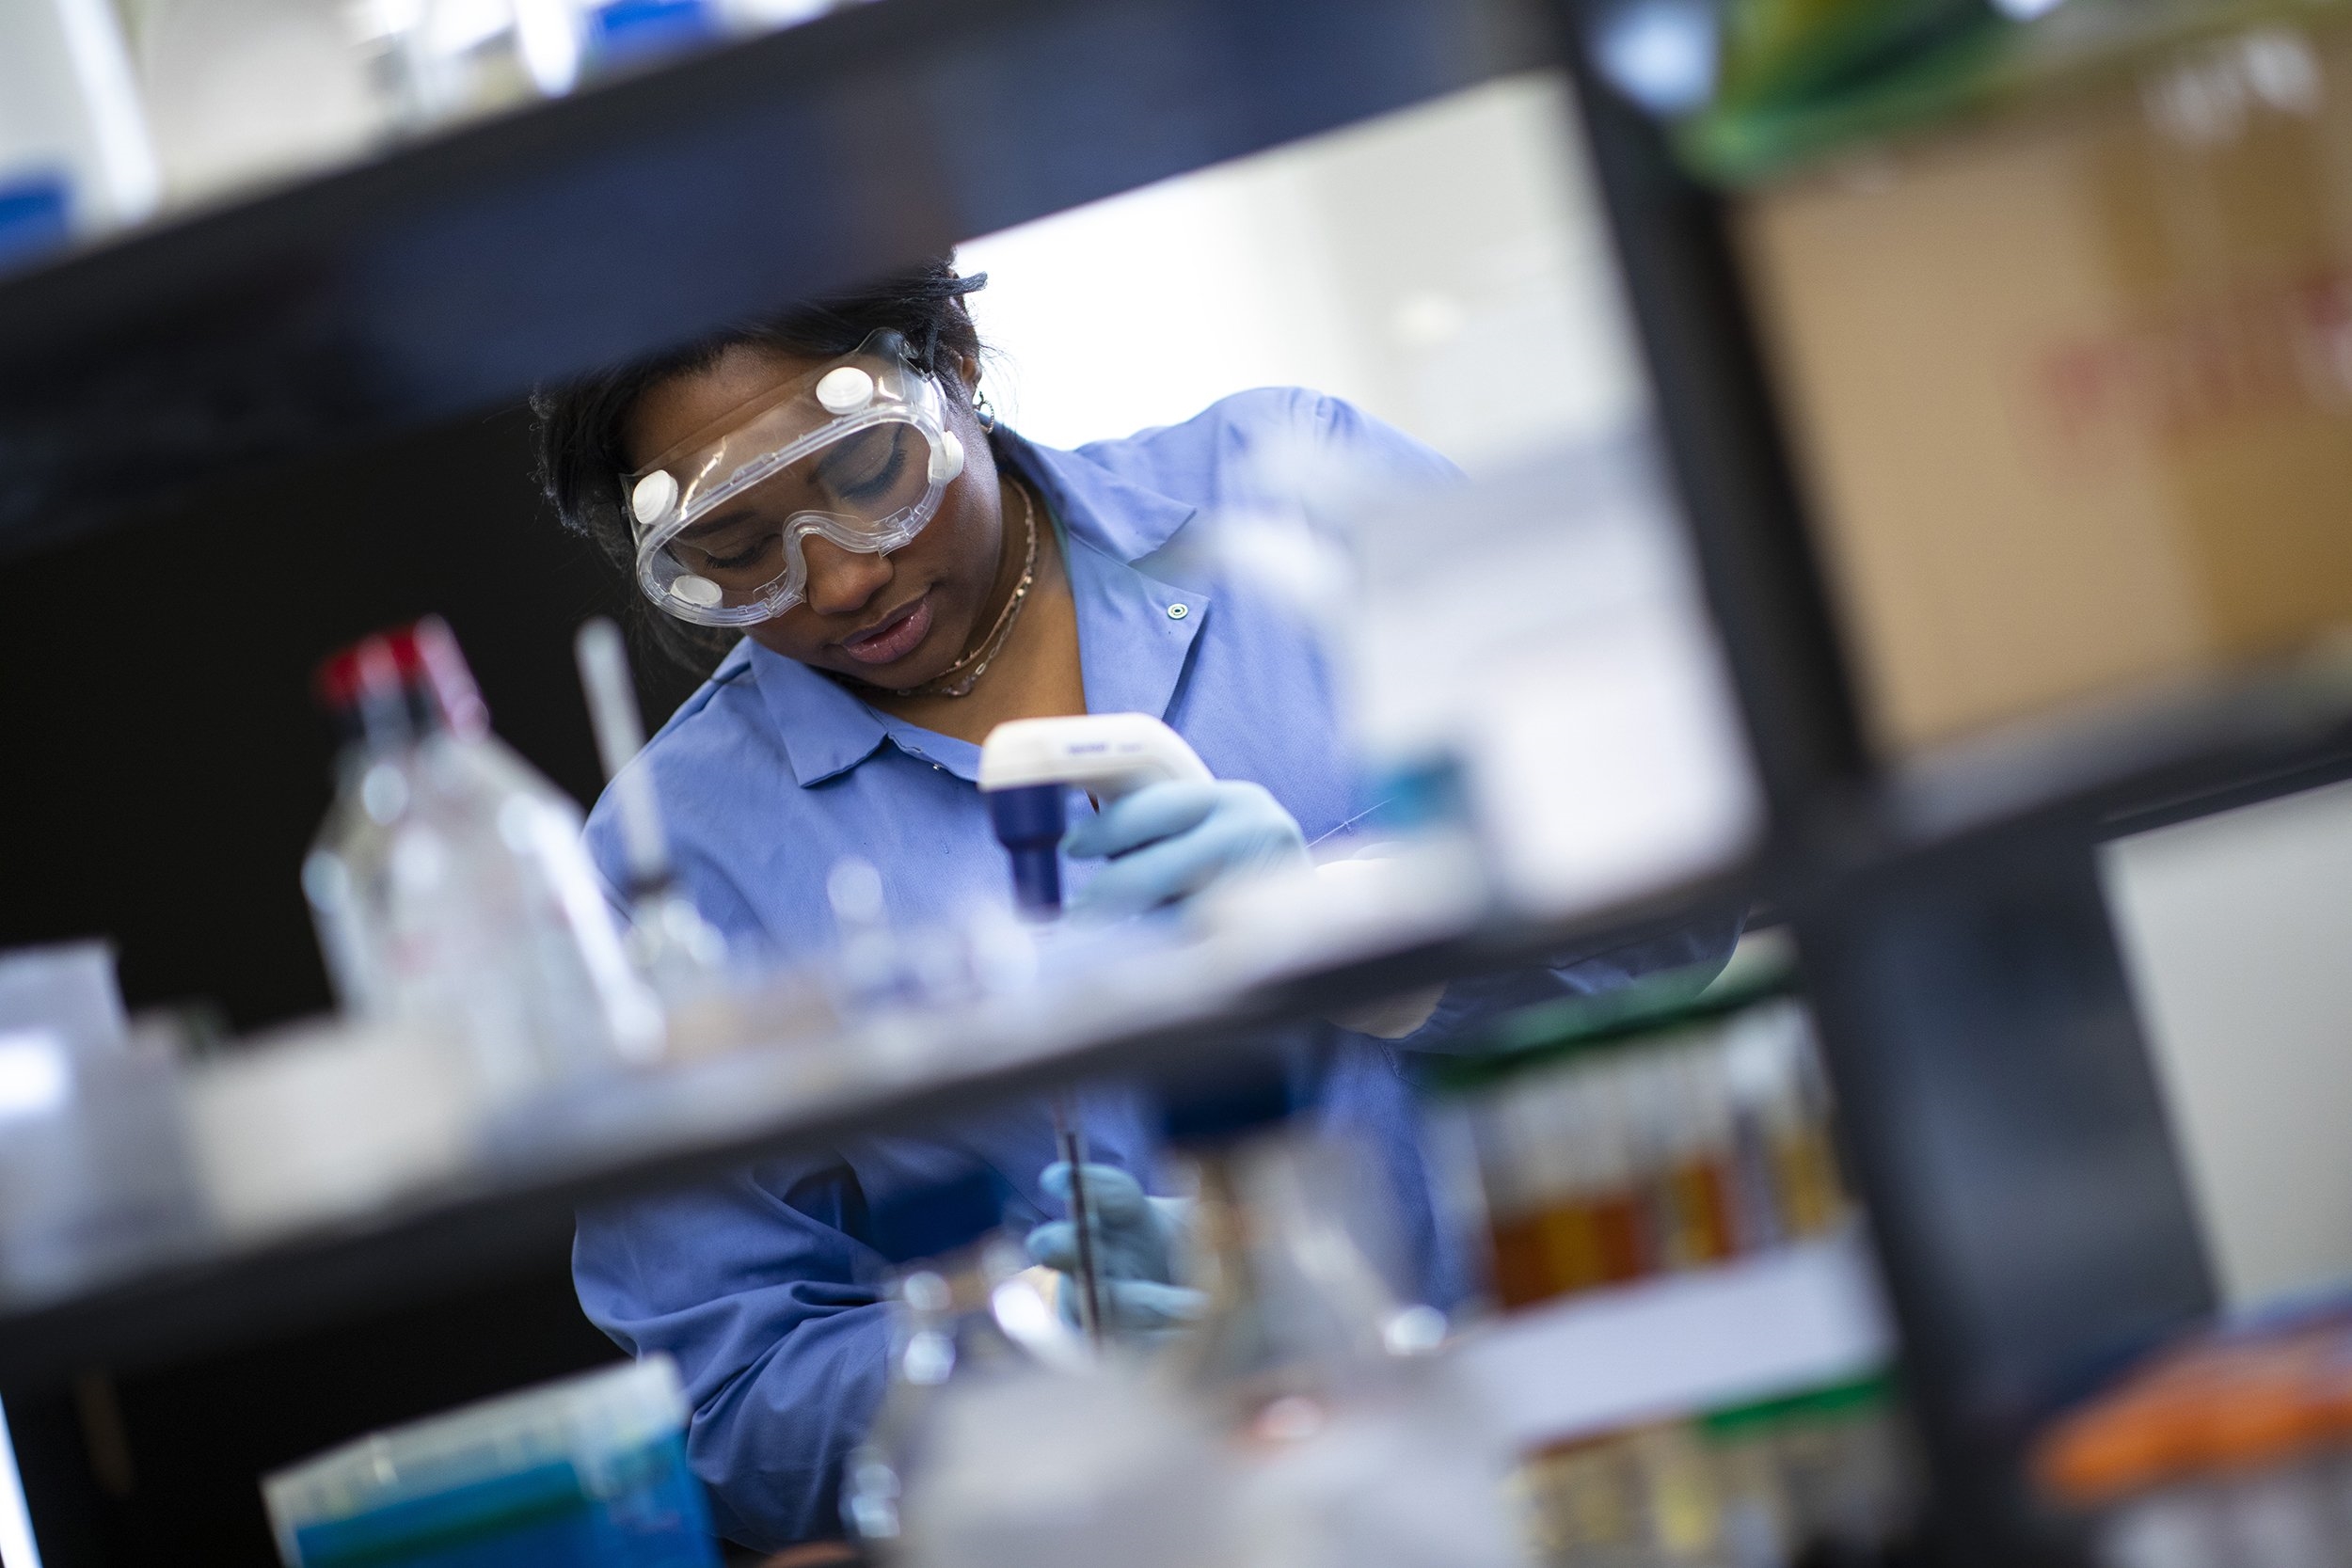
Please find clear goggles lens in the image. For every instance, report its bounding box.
[625,331,966,626]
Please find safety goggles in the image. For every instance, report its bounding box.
[625,330,967,626]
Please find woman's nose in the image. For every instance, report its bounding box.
[800,535,893,617]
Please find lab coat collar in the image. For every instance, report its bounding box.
[747,428,1208,789]
[1017,426,1197,562]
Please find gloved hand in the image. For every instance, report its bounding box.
[1025,1162,1204,1336]
[1063,779,1309,920]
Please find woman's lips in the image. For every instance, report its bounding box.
[838,594,933,667]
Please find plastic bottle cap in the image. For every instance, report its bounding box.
[2035,1338,2346,1507]
[2201,1370,2328,1474]
[310,618,487,736]
[2035,1392,2201,1504]
[816,366,876,416]
[672,575,723,608]
[632,469,678,524]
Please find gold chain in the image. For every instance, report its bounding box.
[888,479,1039,700]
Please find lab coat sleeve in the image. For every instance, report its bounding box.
[572,1154,888,1549]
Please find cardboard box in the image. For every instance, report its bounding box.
[1739,23,2352,753]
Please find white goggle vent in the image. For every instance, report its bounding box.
[815,365,877,416]
[930,429,964,485]
[632,469,678,525]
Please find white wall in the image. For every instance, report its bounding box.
[957,71,1643,475]
[2103,778,2352,1308]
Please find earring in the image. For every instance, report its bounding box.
[973,388,998,432]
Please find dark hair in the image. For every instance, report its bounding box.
[532,256,988,673]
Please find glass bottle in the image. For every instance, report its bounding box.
[302,618,660,1103]
[869,1167,1227,1568]
[1162,1069,1534,1568]
[845,1167,1041,1549]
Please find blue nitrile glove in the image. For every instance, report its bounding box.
[1063,779,1310,920]
[1025,1162,1205,1335]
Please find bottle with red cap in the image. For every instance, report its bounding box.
[300,618,662,1102]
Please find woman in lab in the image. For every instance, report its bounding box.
[535,260,1736,1550]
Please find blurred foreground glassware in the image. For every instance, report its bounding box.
[1332,436,1759,924]
[0,942,200,1298]
[126,0,391,205]
[1518,1375,1916,1568]
[1162,1072,1534,1568]
[187,1014,490,1242]
[1441,968,1847,1315]
[845,1168,1084,1549]
[130,0,589,205]
[302,618,661,1106]
[572,618,736,1055]
[869,1071,1534,1568]
[355,0,585,127]
[892,1354,1226,1568]
[875,1164,1223,1568]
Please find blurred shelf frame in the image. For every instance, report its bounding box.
[0,895,1726,1386]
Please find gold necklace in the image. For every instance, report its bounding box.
[890,480,1039,700]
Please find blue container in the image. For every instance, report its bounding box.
[265,1359,717,1568]
[585,0,721,71]
[0,175,71,273]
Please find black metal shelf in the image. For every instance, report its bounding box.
[1834,651,2352,871]
[1,633,2342,1390]
[0,0,1539,560]
[0,886,1732,1386]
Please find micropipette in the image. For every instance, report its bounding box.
[977,713,1216,1349]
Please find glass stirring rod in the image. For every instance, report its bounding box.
[1053,1093,1107,1350]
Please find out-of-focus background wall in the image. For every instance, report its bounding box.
[961,73,1641,473]
[2104,782,2352,1308]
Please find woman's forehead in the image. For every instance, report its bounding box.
[623,341,831,470]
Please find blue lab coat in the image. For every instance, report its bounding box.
[572,389,1740,1547]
